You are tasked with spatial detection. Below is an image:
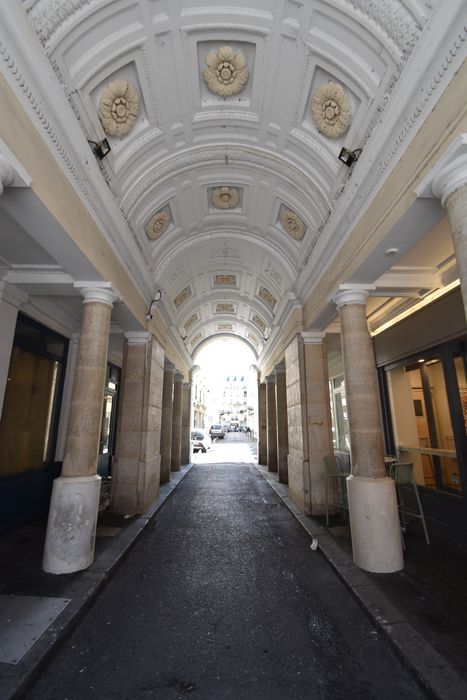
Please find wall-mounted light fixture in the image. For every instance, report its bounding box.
[146,290,163,320]
[338,147,362,167]
[88,138,111,160]
[181,335,187,341]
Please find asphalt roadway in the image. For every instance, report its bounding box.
[24,461,427,699]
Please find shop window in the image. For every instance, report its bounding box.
[386,343,466,495]
[0,315,67,476]
[329,375,350,452]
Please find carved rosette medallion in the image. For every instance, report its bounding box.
[280,208,306,240]
[203,46,249,97]
[311,82,351,139]
[99,80,139,137]
[145,210,171,241]
[211,186,240,210]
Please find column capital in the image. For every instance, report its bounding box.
[265,374,276,383]
[301,330,325,344]
[274,362,286,375]
[416,133,467,207]
[0,155,14,197]
[174,371,184,383]
[74,282,121,306]
[124,331,151,345]
[333,285,371,309]
[164,360,176,373]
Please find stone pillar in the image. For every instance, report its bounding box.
[171,372,184,472]
[257,382,267,465]
[302,332,334,515]
[274,362,289,484]
[0,282,28,420]
[285,335,310,513]
[181,378,192,465]
[160,361,175,483]
[43,283,120,574]
[110,332,164,515]
[334,288,403,574]
[419,135,467,321]
[265,375,277,472]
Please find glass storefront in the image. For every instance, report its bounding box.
[385,341,467,495]
[97,363,120,477]
[0,315,67,476]
[329,375,350,452]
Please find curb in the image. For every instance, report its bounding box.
[1,464,194,700]
[255,465,467,700]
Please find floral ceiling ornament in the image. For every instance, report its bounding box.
[99,80,139,137]
[145,210,171,241]
[211,186,240,209]
[311,82,351,139]
[203,46,249,97]
[280,208,306,240]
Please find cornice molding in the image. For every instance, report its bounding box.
[0,5,154,298]
[297,2,467,301]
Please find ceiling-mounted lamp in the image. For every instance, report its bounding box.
[338,147,362,167]
[87,138,111,160]
[146,290,163,320]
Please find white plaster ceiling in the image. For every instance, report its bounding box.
[16,0,441,356]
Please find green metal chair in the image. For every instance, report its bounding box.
[324,455,351,526]
[390,462,430,545]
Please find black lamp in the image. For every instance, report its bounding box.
[88,138,111,160]
[146,290,163,320]
[338,147,362,167]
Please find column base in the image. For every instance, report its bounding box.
[347,474,404,573]
[42,475,101,574]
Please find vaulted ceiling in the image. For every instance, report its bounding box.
[3,0,463,366]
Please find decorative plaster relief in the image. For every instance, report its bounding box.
[213,274,237,286]
[99,80,139,137]
[210,186,240,209]
[203,45,249,97]
[184,313,199,332]
[251,314,266,333]
[145,208,171,241]
[174,286,192,308]
[247,333,259,347]
[279,207,306,240]
[190,331,203,345]
[311,82,351,139]
[258,286,277,309]
[216,303,235,314]
[217,323,234,331]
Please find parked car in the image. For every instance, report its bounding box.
[191,430,210,453]
[209,424,225,439]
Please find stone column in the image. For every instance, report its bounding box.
[302,332,334,515]
[431,151,467,320]
[274,362,289,484]
[0,282,28,420]
[171,372,184,472]
[334,288,403,573]
[285,335,310,514]
[43,282,120,574]
[265,374,277,472]
[257,382,267,465]
[181,378,192,465]
[110,332,164,515]
[160,361,175,483]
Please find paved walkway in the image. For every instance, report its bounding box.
[23,463,426,699]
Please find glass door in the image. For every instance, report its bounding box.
[385,340,467,495]
[97,365,120,477]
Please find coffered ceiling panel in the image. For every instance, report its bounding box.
[20,0,436,356]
